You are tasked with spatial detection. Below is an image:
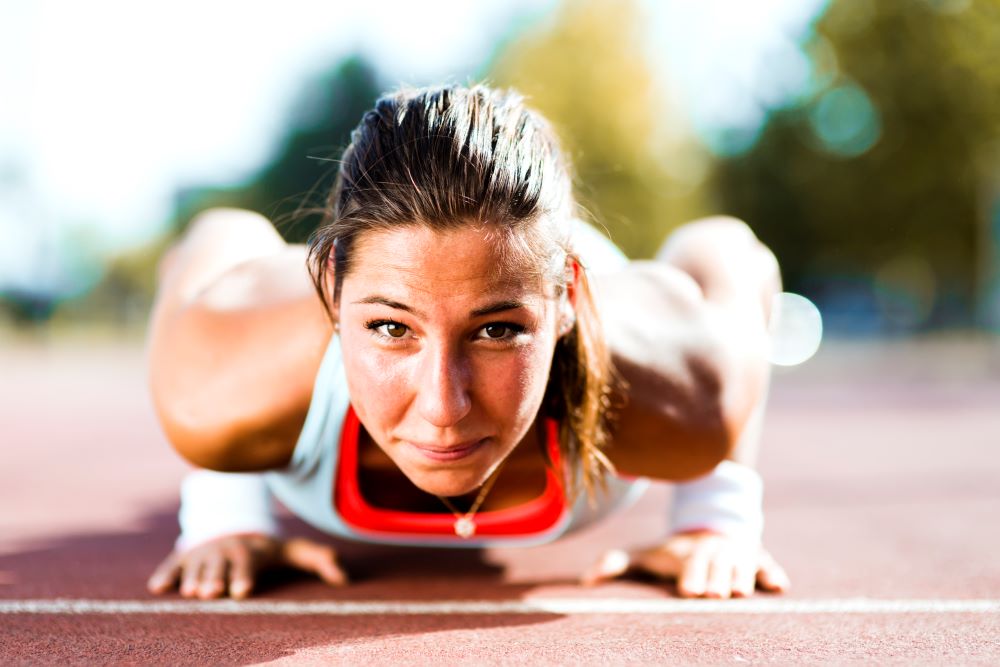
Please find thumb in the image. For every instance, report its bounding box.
[281,538,348,587]
[581,549,631,587]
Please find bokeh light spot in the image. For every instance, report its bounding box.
[769,292,824,366]
[808,83,881,157]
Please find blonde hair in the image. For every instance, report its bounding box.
[308,84,615,501]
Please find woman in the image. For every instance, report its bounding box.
[146,84,790,601]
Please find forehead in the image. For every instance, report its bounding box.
[346,224,552,303]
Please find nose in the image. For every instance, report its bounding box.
[416,342,472,427]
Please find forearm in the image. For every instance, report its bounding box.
[669,359,770,541]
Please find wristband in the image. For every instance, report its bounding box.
[176,469,280,551]
[670,460,764,542]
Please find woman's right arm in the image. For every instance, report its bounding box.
[147,209,334,472]
[146,210,345,598]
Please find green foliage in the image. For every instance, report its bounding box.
[489,0,713,258]
[714,0,1000,328]
[174,56,381,243]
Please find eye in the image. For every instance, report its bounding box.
[484,324,507,339]
[382,322,408,338]
[365,319,409,339]
[477,323,524,341]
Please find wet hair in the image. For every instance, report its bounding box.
[307,83,615,501]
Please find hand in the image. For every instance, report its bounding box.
[146,533,347,600]
[582,529,790,598]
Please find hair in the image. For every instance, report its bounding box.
[307,83,616,502]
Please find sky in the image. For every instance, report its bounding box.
[0,0,827,297]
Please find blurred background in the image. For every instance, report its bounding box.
[2,0,999,344]
[3,1,998,621]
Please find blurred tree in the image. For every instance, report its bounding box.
[489,0,713,258]
[173,55,381,242]
[714,0,1000,329]
[60,56,381,326]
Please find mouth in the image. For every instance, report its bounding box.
[405,437,489,463]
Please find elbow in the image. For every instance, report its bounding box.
[148,353,243,472]
[150,373,292,473]
[666,362,731,481]
[152,390,241,472]
[667,339,765,481]
[147,307,247,472]
[705,326,771,470]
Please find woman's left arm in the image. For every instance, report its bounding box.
[594,260,766,480]
[585,255,789,597]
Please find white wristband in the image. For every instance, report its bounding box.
[176,469,280,552]
[670,460,764,542]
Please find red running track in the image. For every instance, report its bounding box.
[1,339,999,665]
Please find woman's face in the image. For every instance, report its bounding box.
[336,224,567,497]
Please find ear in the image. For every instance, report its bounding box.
[559,255,580,337]
[326,243,341,328]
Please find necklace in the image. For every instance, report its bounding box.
[435,460,507,539]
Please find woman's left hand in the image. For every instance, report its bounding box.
[581,529,790,598]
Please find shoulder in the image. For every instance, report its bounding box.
[597,262,755,481]
[150,248,334,472]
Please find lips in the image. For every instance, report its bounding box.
[406,437,488,462]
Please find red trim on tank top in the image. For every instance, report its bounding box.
[334,406,568,538]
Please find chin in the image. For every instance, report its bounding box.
[408,467,485,498]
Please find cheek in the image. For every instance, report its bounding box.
[340,335,413,427]
[474,342,555,424]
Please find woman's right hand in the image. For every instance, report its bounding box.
[146,533,348,599]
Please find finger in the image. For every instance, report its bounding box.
[197,552,227,600]
[179,559,203,598]
[677,544,713,598]
[703,549,735,599]
[147,552,181,594]
[282,538,348,586]
[227,547,255,600]
[756,550,791,592]
[581,549,631,586]
[731,557,757,598]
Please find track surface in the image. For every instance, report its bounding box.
[2,338,999,665]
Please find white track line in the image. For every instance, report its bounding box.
[1,598,998,615]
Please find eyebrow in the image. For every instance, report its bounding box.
[353,296,425,318]
[352,296,527,319]
[470,300,526,317]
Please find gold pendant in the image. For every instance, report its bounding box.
[454,516,476,538]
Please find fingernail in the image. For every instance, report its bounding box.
[231,581,250,598]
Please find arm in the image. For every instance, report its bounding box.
[148,220,333,472]
[583,218,789,597]
[593,260,768,481]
